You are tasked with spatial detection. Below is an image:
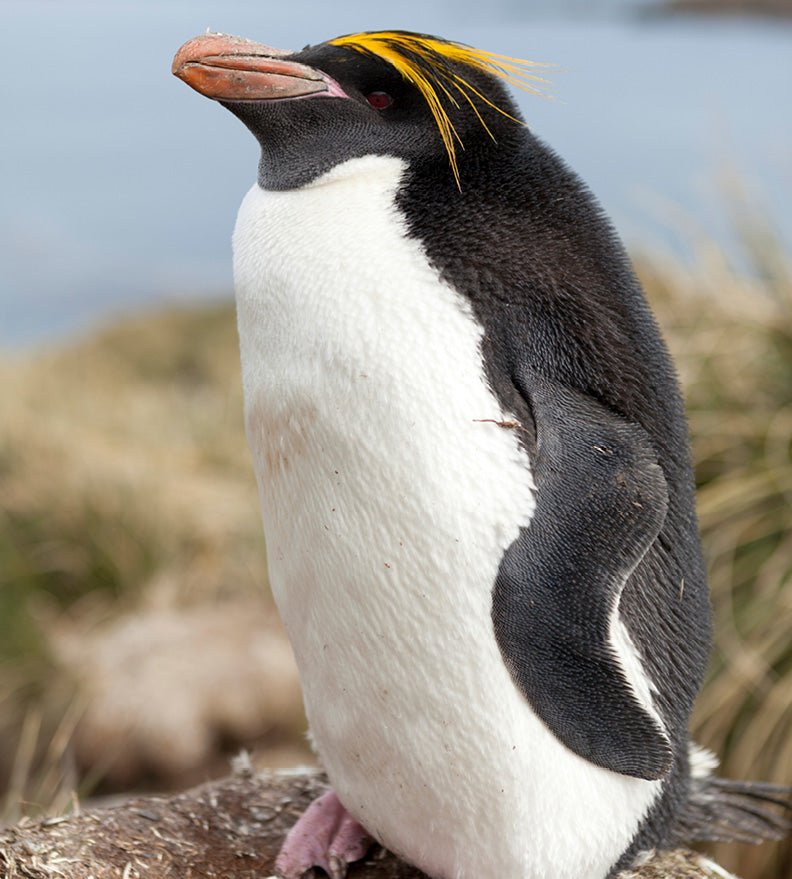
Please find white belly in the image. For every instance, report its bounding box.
[232,155,660,879]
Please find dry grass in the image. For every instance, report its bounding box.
[638,208,792,878]
[0,224,790,877]
[0,303,271,820]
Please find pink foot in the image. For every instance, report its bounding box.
[273,789,374,879]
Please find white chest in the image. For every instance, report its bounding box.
[232,156,660,879]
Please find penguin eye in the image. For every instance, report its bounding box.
[366,91,393,110]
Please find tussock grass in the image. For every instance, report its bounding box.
[638,209,792,878]
[0,302,268,820]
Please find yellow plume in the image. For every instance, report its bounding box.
[328,31,552,187]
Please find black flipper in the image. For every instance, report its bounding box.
[492,370,673,780]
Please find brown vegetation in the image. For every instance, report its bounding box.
[0,765,750,879]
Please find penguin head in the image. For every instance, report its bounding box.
[172,30,550,190]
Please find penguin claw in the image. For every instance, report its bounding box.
[273,789,374,879]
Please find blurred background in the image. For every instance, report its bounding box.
[1,1,790,877]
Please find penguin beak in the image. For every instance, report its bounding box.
[172,33,348,101]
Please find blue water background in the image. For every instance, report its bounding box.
[2,0,790,347]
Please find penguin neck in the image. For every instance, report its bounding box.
[231,153,525,490]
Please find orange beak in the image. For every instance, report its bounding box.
[172,32,347,101]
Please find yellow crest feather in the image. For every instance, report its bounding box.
[328,31,553,187]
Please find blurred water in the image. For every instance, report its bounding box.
[1,0,790,347]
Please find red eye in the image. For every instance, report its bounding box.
[366,91,392,109]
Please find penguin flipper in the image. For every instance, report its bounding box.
[492,369,673,780]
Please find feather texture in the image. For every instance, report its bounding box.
[328,30,552,185]
[671,776,792,844]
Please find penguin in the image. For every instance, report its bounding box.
[172,30,791,879]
